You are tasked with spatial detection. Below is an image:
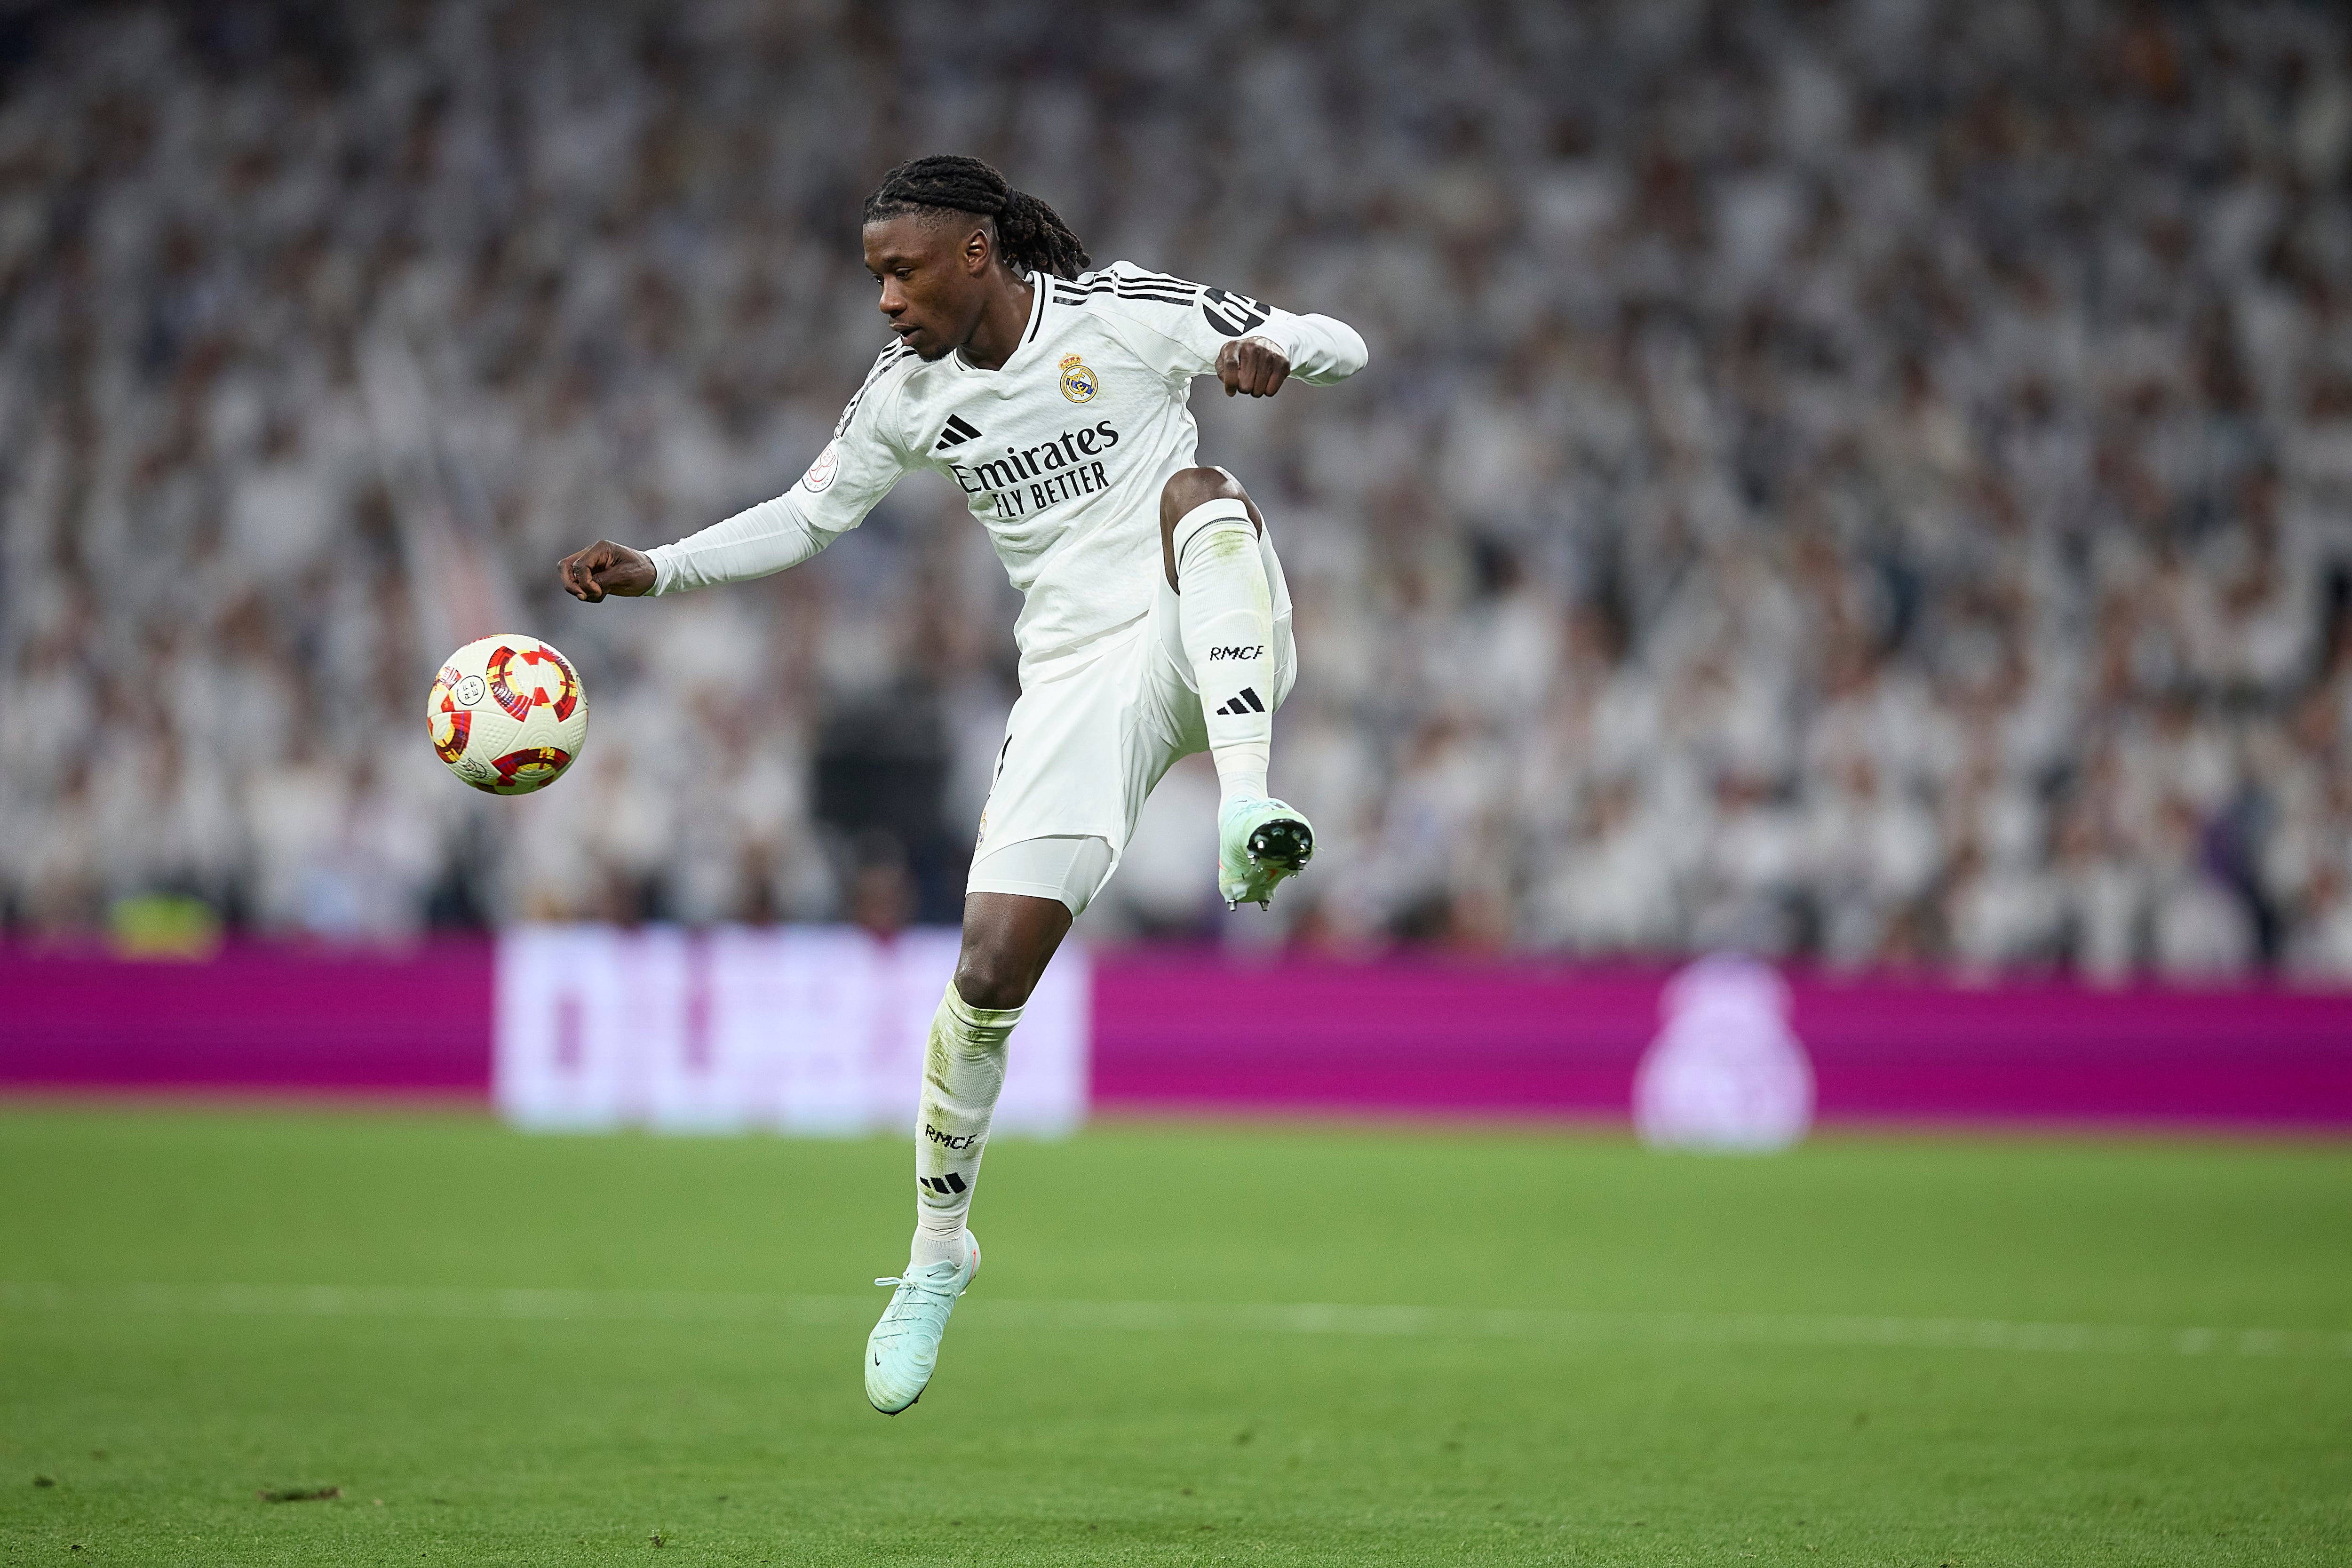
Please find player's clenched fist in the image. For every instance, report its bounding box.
[557,540,656,602]
[1218,335,1291,398]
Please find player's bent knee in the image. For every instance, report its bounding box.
[1160,465,1241,508]
[954,888,1075,1011]
[952,951,1034,1011]
[1158,467,1244,537]
[1160,468,1251,588]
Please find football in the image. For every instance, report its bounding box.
[426,634,588,796]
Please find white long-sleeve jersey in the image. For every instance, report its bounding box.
[646,262,1367,676]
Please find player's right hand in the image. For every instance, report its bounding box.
[1217,336,1291,398]
[557,541,656,603]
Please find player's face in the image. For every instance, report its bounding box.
[863,214,988,361]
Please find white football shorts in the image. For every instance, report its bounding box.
[966,522,1295,915]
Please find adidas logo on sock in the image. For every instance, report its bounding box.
[934,414,984,450]
[920,1173,968,1196]
[1214,687,1266,717]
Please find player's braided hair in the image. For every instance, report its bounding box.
[863,154,1091,281]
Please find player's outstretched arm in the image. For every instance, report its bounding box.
[592,345,914,601]
[557,540,656,603]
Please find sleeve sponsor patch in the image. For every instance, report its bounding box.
[1200,286,1271,337]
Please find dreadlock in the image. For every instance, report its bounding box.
[863,154,1092,282]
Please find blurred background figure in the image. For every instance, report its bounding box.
[3,0,2351,981]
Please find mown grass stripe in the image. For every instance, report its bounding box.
[3,1280,2344,1360]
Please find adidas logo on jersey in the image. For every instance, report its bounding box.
[1214,688,1267,716]
[934,414,984,450]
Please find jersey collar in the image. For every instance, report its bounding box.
[950,271,1048,378]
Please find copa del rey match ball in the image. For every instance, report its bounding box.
[426,634,588,796]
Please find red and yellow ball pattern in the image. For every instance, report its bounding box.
[427,634,588,796]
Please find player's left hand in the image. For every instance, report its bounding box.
[1218,336,1290,398]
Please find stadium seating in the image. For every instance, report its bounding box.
[2,1,2349,977]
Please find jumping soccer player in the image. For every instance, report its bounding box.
[556,154,1366,1414]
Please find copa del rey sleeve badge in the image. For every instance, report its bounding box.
[1058,353,1098,403]
[800,440,842,492]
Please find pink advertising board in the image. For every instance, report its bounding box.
[0,940,492,1095]
[1090,952,2352,1127]
[3,937,2349,1128]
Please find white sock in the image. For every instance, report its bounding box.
[909,981,1020,1269]
[1174,498,1273,804]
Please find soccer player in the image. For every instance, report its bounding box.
[557,154,1366,1413]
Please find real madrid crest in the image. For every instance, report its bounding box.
[1058,353,1099,403]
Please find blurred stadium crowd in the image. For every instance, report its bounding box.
[5,0,2352,976]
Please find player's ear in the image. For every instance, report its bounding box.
[964,223,992,275]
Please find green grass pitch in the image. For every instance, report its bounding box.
[0,1106,2346,1565]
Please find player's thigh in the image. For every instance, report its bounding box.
[1144,560,1209,752]
[1261,525,1300,708]
[973,639,1156,865]
[966,835,1115,919]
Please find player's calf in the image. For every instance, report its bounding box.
[1163,469,1271,804]
[863,891,1070,1412]
[1161,470,1313,908]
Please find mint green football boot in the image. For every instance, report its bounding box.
[1217,796,1316,910]
[864,1231,980,1415]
